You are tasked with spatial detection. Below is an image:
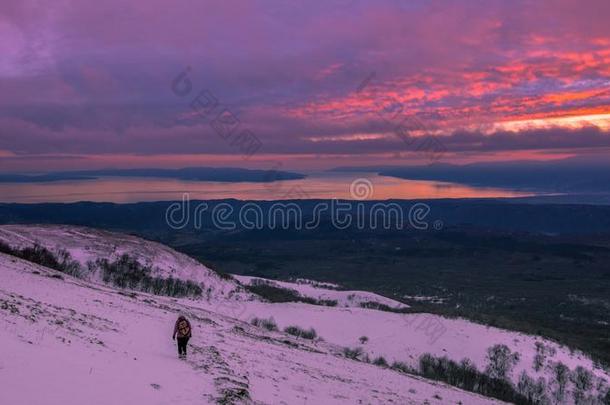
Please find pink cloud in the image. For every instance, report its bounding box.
[1,0,610,170]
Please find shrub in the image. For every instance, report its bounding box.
[0,242,81,277]
[547,361,569,402]
[216,272,234,281]
[54,249,81,277]
[94,255,202,298]
[484,344,520,380]
[250,317,278,331]
[283,325,317,340]
[22,245,60,268]
[517,371,549,404]
[373,356,388,367]
[359,336,369,344]
[359,301,411,313]
[571,366,594,404]
[0,241,11,255]
[459,357,476,371]
[391,361,415,374]
[418,353,532,404]
[533,342,555,372]
[343,346,364,360]
[245,284,336,306]
[533,342,545,372]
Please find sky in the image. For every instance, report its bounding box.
[1,0,610,172]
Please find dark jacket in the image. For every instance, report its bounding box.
[173,316,192,339]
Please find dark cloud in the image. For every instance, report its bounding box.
[1,0,609,168]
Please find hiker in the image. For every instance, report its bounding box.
[172,315,192,358]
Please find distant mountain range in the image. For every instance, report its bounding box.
[0,167,306,183]
[332,157,610,192]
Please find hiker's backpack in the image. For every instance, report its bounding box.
[178,319,191,337]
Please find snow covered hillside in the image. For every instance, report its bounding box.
[0,225,412,311]
[1,224,609,404]
[0,224,247,300]
[234,275,409,310]
[215,300,610,403]
[0,252,504,405]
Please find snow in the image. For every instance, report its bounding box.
[0,252,505,404]
[2,224,608,404]
[403,294,446,304]
[235,275,409,309]
[292,278,341,289]
[0,254,216,405]
[207,300,610,396]
[0,224,248,300]
[0,330,207,405]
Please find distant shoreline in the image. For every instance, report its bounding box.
[0,167,306,184]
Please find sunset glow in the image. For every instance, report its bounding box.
[1,0,609,171]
